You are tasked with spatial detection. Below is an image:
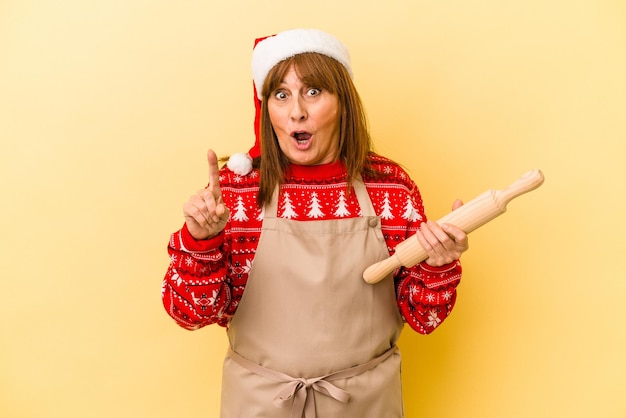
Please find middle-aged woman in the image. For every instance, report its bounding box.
[162,28,469,418]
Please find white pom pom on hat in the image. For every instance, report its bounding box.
[227,28,353,176]
[226,151,254,176]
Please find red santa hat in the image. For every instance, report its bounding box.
[227,28,353,176]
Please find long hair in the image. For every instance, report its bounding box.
[255,52,374,208]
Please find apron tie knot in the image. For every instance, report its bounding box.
[273,377,350,418]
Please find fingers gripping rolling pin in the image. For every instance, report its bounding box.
[363,169,545,284]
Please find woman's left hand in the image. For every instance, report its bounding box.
[416,199,469,267]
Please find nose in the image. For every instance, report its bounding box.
[289,97,307,121]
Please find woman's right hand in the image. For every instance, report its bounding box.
[183,149,230,240]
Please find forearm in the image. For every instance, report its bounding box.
[161,225,233,330]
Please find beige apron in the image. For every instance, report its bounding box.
[221,179,405,418]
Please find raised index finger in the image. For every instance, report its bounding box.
[207,149,221,192]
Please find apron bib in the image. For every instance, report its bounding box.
[221,179,405,418]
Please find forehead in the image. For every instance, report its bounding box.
[267,54,336,91]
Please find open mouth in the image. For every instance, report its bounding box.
[291,131,313,149]
[291,131,312,144]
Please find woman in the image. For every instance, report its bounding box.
[162,28,468,418]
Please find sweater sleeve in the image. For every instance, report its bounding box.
[395,260,462,334]
[161,223,234,330]
[374,158,463,334]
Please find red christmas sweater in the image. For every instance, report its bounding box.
[162,153,462,334]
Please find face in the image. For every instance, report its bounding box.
[267,66,341,166]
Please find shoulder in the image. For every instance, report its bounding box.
[363,154,426,223]
[363,153,417,191]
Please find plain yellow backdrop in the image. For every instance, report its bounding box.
[1,1,625,417]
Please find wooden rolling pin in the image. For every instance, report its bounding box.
[363,169,545,284]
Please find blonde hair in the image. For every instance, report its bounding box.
[256,52,374,207]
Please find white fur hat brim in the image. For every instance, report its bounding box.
[251,28,352,100]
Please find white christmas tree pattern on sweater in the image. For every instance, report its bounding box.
[333,190,351,217]
[401,196,422,222]
[232,196,249,222]
[281,192,298,219]
[379,192,395,220]
[307,192,325,218]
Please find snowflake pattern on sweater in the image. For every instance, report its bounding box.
[162,154,462,334]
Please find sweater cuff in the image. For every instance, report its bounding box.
[180,224,224,253]
[419,260,459,273]
[418,260,462,288]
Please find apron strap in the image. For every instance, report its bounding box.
[227,345,398,418]
[351,176,376,217]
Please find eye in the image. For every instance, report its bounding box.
[306,88,321,97]
[273,90,288,100]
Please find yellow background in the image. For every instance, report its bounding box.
[1,1,625,417]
